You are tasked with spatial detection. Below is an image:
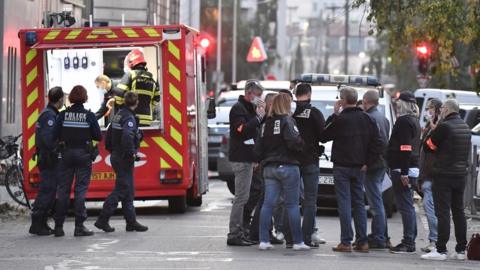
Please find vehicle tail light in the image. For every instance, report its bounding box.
[159,169,182,184]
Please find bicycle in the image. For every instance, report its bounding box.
[0,133,31,208]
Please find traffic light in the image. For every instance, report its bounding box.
[415,43,431,75]
[197,33,214,52]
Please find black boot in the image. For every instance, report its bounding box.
[126,221,148,232]
[74,225,94,237]
[94,217,115,233]
[54,226,65,237]
[29,217,52,236]
[42,217,54,235]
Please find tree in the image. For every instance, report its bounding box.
[353,0,480,91]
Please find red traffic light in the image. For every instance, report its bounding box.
[197,33,214,51]
[200,38,211,49]
[416,44,430,57]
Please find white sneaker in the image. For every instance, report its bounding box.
[293,242,311,251]
[258,242,274,250]
[420,242,436,253]
[275,232,285,241]
[421,250,447,261]
[450,251,466,260]
[311,231,327,244]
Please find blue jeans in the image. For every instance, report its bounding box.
[260,165,303,244]
[54,148,92,226]
[364,167,387,244]
[422,180,437,243]
[391,171,417,247]
[333,166,367,245]
[300,164,320,244]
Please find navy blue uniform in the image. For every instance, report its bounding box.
[31,104,60,223]
[52,104,102,227]
[99,107,141,224]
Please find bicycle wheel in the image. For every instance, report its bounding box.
[5,165,29,207]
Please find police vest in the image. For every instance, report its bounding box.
[60,105,93,148]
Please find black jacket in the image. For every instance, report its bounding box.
[387,115,421,175]
[419,119,437,181]
[293,101,325,165]
[424,112,471,176]
[254,114,304,166]
[108,107,142,159]
[320,107,382,168]
[229,96,262,162]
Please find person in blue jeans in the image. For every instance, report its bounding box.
[319,87,383,253]
[292,83,325,247]
[254,93,309,251]
[387,91,421,254]
[418,98,442,252]
[362,90,390,249]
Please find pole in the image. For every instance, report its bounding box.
[121,13,125,26]
[232,0,237,83]
[89,14,93,27]
[216,0,222,94]
[344,0,349,74]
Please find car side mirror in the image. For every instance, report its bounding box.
[207,97,216,119]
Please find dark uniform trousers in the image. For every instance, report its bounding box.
[432,176,468,253]
[54,148,92,226]
[31,166,58,220]
[101,152,136,223]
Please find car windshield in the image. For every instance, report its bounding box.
[311,100,385,118]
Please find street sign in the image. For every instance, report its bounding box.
[416,74,431,88]
[247,37,267,62]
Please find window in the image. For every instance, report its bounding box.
[45,46,163,130]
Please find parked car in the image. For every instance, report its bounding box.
[302,73,397,217]
[415,88,480,128]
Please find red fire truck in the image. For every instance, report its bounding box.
[18,25,214,213]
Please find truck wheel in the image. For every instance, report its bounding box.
[168,196,187,213]
[226,178,235,195]
[383,187,395,218]
[187,195,202,207]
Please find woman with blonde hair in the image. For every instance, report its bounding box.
[254,93,309,251]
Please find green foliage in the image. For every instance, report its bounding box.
[353,0,480,91]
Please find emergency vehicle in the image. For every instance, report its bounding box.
[18,24,215,213]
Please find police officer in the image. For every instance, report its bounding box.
[292,83,325,248]
[113,49,160,126]
[94,92,148,233]
[52,85,102,237]
[29,87,65,236]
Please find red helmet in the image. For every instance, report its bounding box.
[125,49,146,69]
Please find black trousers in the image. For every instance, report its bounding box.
[432,176,467,253]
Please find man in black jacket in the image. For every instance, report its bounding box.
[421,99,471,261]
[320,86,382,253]
[227,80,265,246]
[293,83,325,247]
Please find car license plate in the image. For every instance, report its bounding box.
[318,175,334,185]
[208,136,223,143]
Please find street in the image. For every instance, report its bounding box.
[0,179,479,270]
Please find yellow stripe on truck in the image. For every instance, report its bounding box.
[26,49,37,65]
[152,137,183,166]
[26,66,38,87]
[65,29,82,40]
[169,104,182,124]
[170,126,182,146]
[44,30,61,40]
[168,41,180,60]
[27,109,39,129]
[28,134,35,151]
[168,62,181,81]
[169,83,181,103]
[27,87,38,107]
[143,27,160,37]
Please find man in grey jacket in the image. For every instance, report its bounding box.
[362,90,390,249]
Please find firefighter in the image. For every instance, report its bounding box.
[94,92,148,233]
[94,75,116,123]
[113,49,160,126]
[52,85,102,237]
[29,87,65,236]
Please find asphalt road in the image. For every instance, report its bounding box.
[0,179,479,270]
